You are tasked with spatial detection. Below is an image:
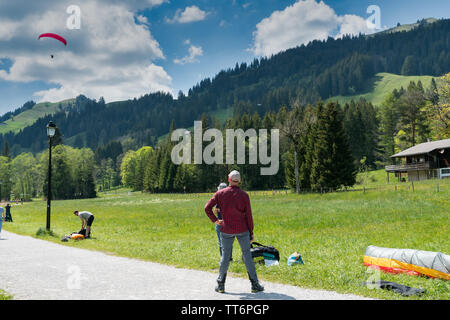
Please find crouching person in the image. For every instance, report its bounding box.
[73,210,94,238]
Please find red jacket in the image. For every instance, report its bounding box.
[204,186,254,238]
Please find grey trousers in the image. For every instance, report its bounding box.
[218,231,257,282]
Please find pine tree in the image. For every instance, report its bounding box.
[299,106,317,190]
[50,146,74,199]
[74,135,84,148]
[173,164,188,192]
[2,140,10,158]
[51,127,63,147]
[310,102,355,191]
[84,169,97,198]
[144,148,162,193]
[399,81,428,146]
[401,56,417,76]
[157,145,171,192]
[343,99,379,168]
[424,74,450,139]
[379,92,401,161]
[282,104,316,191]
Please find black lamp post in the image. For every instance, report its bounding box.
[46,121,56,231]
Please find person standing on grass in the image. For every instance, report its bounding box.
[214,182,232,261]
[204,170,264,294]
[0,205,5,237]
[73,210,94,238]
[5,203,12,222]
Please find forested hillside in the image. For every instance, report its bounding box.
[1,19,448,156]
[0,18,449,197]
[0,99,74,135]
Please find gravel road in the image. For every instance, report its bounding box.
[0,231,370,300]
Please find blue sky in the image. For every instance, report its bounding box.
[0,0,448,114]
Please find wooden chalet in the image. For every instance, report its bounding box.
[385,138,450,182]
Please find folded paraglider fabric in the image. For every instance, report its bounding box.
[70,233,85,240]
[363,245,450,280]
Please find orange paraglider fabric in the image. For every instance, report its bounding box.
[363,255,450,280]
[70,234,84,240]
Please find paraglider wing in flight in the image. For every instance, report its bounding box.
[38,33,67,46]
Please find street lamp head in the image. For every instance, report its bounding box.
[46,121,56,138]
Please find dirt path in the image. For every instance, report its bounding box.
[0,231,370,300]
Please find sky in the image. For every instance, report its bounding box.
[0,0,448,114]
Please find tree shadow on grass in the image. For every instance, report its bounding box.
[360,74,383,95]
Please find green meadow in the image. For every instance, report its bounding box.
[4,178,449,300]
[0,99,74,135]
[328,72,436,107]
[0,290,12,300]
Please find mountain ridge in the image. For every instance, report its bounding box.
[0,18,448,156]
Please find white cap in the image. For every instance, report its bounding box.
[217,182,228,190]
[228,170,241,182]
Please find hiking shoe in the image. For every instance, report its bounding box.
[215,274,226,293]
[215,281,225,293]
[251,280,264,293]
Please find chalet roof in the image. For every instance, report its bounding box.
[391,139,450,158]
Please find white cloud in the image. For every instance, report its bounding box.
[0,0,173,104]
[174,43,203,65]
[33,63,172,103]
[251,0,376,57]
[0,20,20,41]
[136,14,150,26]
[336,14,376,39]
[166,6,209,24]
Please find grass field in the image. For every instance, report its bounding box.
[355,168,404,187]
[0,290,12,300]
[4,178,449,300]
[372,18,438,36]
[328,72,436,107]
[0,99,74,135]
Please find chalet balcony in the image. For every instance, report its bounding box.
[385,161,434,172]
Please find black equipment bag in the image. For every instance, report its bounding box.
[250,241,280,261]
[363,280,426,297]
